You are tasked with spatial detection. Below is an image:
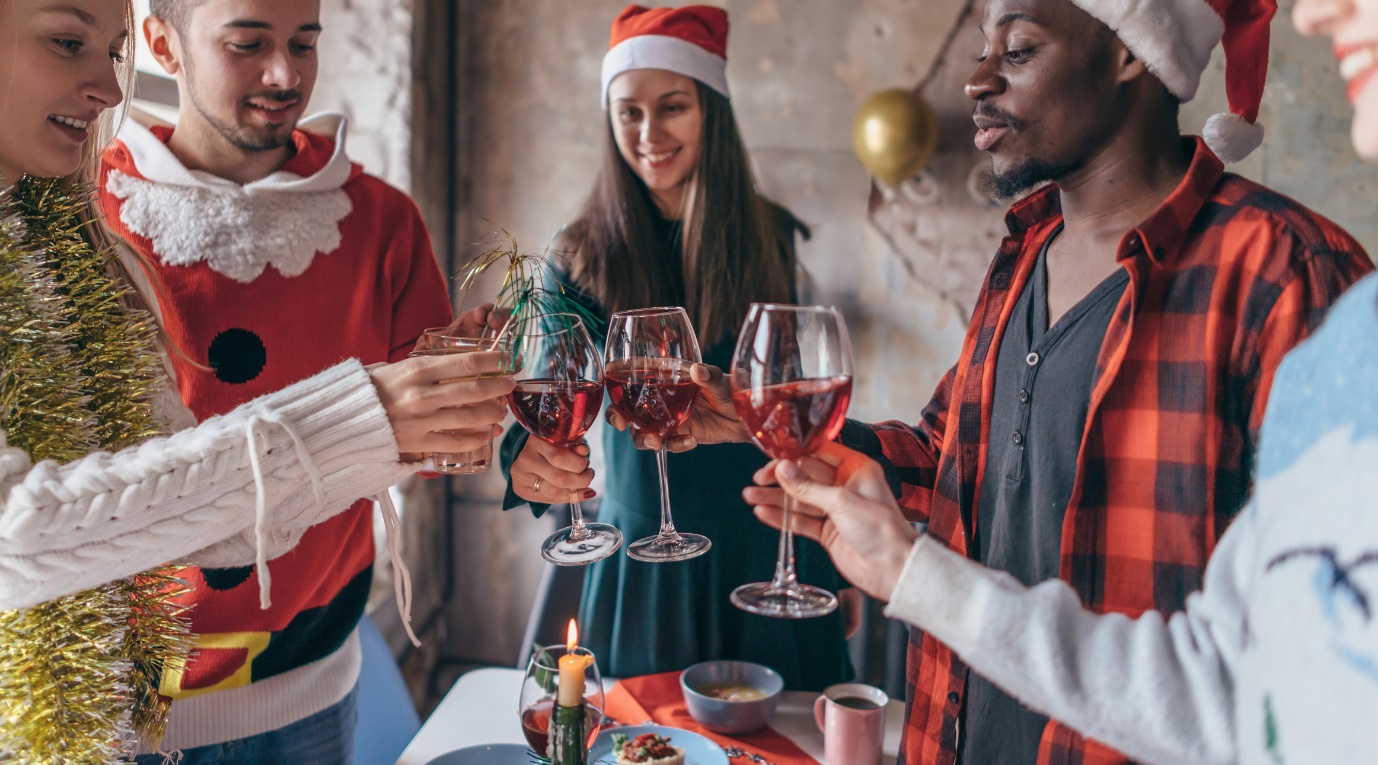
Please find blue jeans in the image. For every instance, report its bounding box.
[133,684,358,765]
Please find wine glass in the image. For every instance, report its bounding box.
[503,314,622,566]
[604,307,711,563]
[518,644,605,758]
[729,304,853,618]
[410,328,499,475]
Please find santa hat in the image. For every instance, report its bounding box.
[1069,0,1278,163]
[601,5,730,107]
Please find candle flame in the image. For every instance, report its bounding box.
[567,619,578,653]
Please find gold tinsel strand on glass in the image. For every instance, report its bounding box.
[455,228,603,338]
[0,178,193,763]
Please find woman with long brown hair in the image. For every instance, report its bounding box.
[501,4,851,690]
[0,0,510,757]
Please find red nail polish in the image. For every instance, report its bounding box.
[583,490,596,500]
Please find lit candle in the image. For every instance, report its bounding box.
[557,619,592,708]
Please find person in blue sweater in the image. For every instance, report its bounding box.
[499,4,852,691]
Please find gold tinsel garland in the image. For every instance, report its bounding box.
[0,178,193,763]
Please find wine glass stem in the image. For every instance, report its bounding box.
[771,491,800,590]
[655,444,679,539]
[568,500,589,541]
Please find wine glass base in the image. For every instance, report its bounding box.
[542,524,623,566]
[730,582,838,619]
[626,532,711,563]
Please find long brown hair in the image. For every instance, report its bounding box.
[565,81,808,347]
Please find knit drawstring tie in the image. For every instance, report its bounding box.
[241,413,419,646]
[243,413,324,610]
[376,489,420,647]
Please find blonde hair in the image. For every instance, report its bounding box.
[76,0,151,312]
[72,0,200,368]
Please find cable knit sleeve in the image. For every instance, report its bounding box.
[0,360,415,611]
[884,511,1257,765]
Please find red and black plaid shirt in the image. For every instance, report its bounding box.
[847,139,1372,765]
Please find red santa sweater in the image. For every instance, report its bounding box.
[99,111,453,749]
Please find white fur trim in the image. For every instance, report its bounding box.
[117,109,354,193]
[1066,0,1224,102]
[601,35,729,106]
[1203,112,1266,164]
[106,170,353,283]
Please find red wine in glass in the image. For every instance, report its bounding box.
[732,377,853,461]
[520,700,604,755]
[604,307,712,563]
[504,314,621,566]
[508,379,603,447]
[729,303,853,619]
[604,358,699,438]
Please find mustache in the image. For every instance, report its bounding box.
[973,103,1023,129]
[245,90,302,104]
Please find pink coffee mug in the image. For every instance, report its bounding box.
[814,682,888,765]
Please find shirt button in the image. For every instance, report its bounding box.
[948,691,960,705]
[1026,352,1040,366]
[1012,431,1023,445]
[1018,389,1030,403]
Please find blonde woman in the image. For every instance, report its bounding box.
[0,0,509,757]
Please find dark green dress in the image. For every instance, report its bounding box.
[499,214,853,692]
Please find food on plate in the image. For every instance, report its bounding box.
[612,732,687,765]
[693,682,769,702]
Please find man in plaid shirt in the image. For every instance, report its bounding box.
[608,0,1373,762]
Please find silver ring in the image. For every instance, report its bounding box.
[531,476,543,494]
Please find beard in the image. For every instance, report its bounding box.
[184,55,298,152]
[980,156,1083,200]
[971,102,1085,201]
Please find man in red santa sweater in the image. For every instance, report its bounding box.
[98,1,480,761]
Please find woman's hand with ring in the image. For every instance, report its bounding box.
[511,436,596,504]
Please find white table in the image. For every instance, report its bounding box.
[398,667,904,765]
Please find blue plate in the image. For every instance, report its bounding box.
[424,743,535,765]
[589,725,729,765]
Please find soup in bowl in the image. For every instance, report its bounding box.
[680,660,783,734]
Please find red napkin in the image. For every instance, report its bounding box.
[604,672,820,764]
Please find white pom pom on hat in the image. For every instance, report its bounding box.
[1204,112,1267,164]
[1067,0,1279,164]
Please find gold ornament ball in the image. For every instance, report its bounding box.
[852,88,939,187]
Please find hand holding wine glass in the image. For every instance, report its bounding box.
[604,307,712,562]
[504,314,622,566]
[409,328,505,474]
[729,303,854,618]
[604,361,749,452]
[509,436,597,505]
[367,351,513,455]
[745,443,920,603]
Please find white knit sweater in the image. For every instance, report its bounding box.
[0,359,414,612]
